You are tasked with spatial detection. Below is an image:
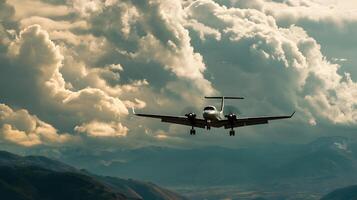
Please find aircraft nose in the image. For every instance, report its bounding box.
[203,110,213,115]
[203,110,215,119]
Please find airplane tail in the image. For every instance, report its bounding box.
[204,96,244,112]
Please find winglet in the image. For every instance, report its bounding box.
[290,111,296,117]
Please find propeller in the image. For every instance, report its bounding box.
[185,113,197,119]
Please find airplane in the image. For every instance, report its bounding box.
[133,96,295,136]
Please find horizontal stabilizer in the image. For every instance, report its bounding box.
[205,96,244,111]
[205,96,244,99]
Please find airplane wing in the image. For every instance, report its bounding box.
[134,113,207,128]
[217,112,295,129]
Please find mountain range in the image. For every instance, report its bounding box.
[2,136,357,200]
[0,151,187,200]
[54,136,357,199]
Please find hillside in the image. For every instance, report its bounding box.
[0,165,126,200]
[60,137,357,186]
[55,136,357,199]
[0,151,187,200]
[321,185,357,200]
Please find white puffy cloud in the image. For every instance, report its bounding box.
[0,104,75,147]
[221,0,357,25]
[71,0,106,17]
[0,24,135,141]
[84,0,216,97]
[185,19,222,41]
[186,0,357,125]
[1,0,356,149]
[75,121,128,137]
[59,55,149,97]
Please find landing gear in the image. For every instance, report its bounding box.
[206,120,211,130]
[229,129,235,136]
[190,128,196,135]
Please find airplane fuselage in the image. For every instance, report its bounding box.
[202,105,224,127]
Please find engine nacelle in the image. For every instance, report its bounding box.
[225,113,237,121]
[185,113,196,126]
[185,113,196,119]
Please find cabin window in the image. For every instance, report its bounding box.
[204,106,215,111]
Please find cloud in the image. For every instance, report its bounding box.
[19,16,88,31]
[0,24,133,140]
[0,0,15,23]
[0,104,75,147]
[85,0,216,97]
[75,121,128,137]
[185,19,222,41]
[7,0,71,19]
[185,0,357,125]
[2,0,206,150]
[0,0,356,150]
[0,0,16,50]
[221,0,357,25]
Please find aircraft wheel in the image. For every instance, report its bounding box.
[190,129,196,135]
[229,130,235,136]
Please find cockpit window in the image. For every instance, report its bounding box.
[204,106,215,111]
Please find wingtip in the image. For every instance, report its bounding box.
[290,111,296,117]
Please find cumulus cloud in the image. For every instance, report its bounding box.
[75,121,128,137]
[1,0,356,149]
[186,0,356,125]
[85,0,216,97]
[0,104,74,147]
[0,24,134,141]
[220,0,357,25]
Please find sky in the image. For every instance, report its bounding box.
[0,0,356,154]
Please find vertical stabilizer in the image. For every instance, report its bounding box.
[204,96,244,112]
[220,96,225,112]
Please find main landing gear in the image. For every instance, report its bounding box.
[229,129,235,136]
[190,127,196,135]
